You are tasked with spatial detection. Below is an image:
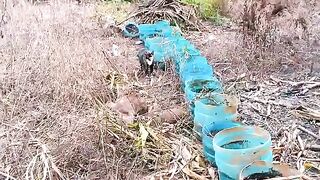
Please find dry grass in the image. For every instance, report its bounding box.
[0,0,147,179]
[0,0,319,179]
[0,1,210,179]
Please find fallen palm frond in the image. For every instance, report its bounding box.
[119,0,202,30]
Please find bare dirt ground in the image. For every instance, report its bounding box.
[0,0,319,179]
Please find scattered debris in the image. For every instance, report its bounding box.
[291,106,320,122]
[112,44,120,56]
[297,126,320,140]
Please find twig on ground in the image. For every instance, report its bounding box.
[291,106,320,121]
[306,144,320,152]
[298,125,320,140]
[241,94,293,108]
[302,175,317,180]
[1,123,39,132]
[270,76,320,87]
[297,134,305,151]
[301,158,320,162]
[270,76,320,94]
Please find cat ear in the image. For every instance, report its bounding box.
[151,51,154,55]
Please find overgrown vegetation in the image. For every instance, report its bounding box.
[123,0,202,30]
[182,0,225,24]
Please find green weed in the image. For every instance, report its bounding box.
[182,0,225,25]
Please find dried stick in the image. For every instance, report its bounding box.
[306,144,320,151]
[241,95,293,108]
[298,125,320,140]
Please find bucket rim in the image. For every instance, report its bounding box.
[202,121,244,137]
[212,125,272,152]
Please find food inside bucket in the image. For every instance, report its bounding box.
[125,24,139,34]
[243,169,282,180]
[221,137,266,150]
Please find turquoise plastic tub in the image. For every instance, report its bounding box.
[144,36,175,50]
[179,56,212,80]
[174,39,201,57]
[212,126,273,180]
[202,121,243,166]
[138,24,159,41]
[180,68,214,86]
[184,77,223,102]
[138,20,173,41]
[144,37,176,62]
[185,77,222,119]
[193,94,238,140]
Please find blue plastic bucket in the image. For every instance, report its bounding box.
[174,39,200,57]
[185,78,222,119]
[180,68,214,86]
[179,57,213,81]
[138,24,162,41]
[163,28,182,38]
[144,37,175,50]
[123,22,139,37]
[171,40,201,73]
[178,55,209,70]
[193,94,238,140]
[144,37,176,62]
[212,126,273,180]
[172,51,187,73]
[184,77,223,102]
[202,121,243,166]
[138,21,173,41]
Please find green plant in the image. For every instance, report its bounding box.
[182,0,225,24]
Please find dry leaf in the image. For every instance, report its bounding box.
[181,146,192,162]
[182,166,209,180]
[208,167,216,180]
[108,92,148,124]
[145,126,160,142]
[160,107,186,124]
[127,92,148,115]
[195,155,206,168]
[304,162,320,174]
[139,123,149,148]
[224,94,239,114]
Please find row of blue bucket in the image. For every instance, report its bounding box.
[123,21,275,180]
